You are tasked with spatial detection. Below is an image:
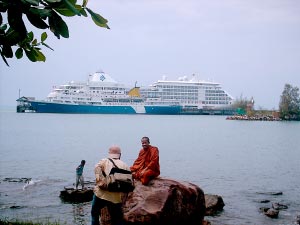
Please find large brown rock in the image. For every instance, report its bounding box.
[122,177,206,225]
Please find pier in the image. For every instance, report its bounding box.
[16,97,35,112]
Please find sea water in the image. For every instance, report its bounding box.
[0,110,299,225]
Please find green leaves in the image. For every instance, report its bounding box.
[28,8,52,19]
[41,32,48,42]
[49,11,69,38]
[7,6,27,39]
[2,44,13,58]
[52,0,81,16]
[86,8,109,29]
[26,9,49,29]
[0,31,51,65]
[82,0,88,7]
[15,48,24,59]
[40,32,54,51]
[17,31,50,62]
[1,0,109,66]
[24,48,46,62]
[23,0,40,6]
[4,28,21,46]
[44,0,62,3]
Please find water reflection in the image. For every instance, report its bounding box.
[72,202,91,225]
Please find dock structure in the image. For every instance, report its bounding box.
[16,97,35,112]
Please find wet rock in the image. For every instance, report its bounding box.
[260,200,270,203]
[60,187,94,203]
[295,215,300,225]
[10,205,23,209]
[272,202,288,210]
[259,207,270,213]
[122,178,206,225]
[3,178,31,183]
[264,208,279,218]
[202,220,211,225]
[204,194,225,216]
[256,191,283,195]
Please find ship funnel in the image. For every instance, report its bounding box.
[128,87,141,97]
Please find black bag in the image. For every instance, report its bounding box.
[103,158,134,192]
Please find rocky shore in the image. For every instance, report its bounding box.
[226,115,282,121]
[60,177,224,225]
[3,177,300,224]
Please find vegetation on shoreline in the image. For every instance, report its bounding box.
[232,83,300,121]
[279,84,300,120]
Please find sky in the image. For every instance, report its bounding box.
[1,0,300,109]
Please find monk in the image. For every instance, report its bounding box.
[130,137,160,185]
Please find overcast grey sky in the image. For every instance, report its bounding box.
[1,0,299,109]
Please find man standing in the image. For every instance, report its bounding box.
[91,145,130,225]
[76,160,85,190]
[130,137,160,185]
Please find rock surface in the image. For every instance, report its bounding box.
[204,194,225,216]
[296,215,300,224]
[60,187,94,203]
[272,202,288,210]
[265,208,279,218]
[122,177,206,225]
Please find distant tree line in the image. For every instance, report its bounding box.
[232,84,300,120]
[232,94,249,111]
[279,84,300,120]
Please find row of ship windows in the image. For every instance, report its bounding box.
[204,101,231,105]
[153,90,226,95]
[90,87,125,91]
[62,92,229,98]
[61,91,124,95]
[148,93,229,98]
[55,100,230,105]
[162,96,231,101]
[62,86,83,90]
[206,94,229,97]
[56,97,90,100]
[59,87,125,92]
[160,88,224,92]
[180,101,231,105]
[91,91,124,94]
[157,85,218,89]
[62,91,228,98]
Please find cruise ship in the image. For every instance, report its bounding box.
[16,71,234,115]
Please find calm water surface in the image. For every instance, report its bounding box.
[0,111,299,225]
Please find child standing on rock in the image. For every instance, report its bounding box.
[76,160,86,190]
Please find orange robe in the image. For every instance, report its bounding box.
[130,145,160,185]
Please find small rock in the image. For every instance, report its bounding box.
[204,194,225,216]
[272,202,288,210]
[10,205,22,209]
[256,191,283,196]
[260,200,270,203]
[295,215,300,225]
[264,208,279,218]
[259,207,269,213]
